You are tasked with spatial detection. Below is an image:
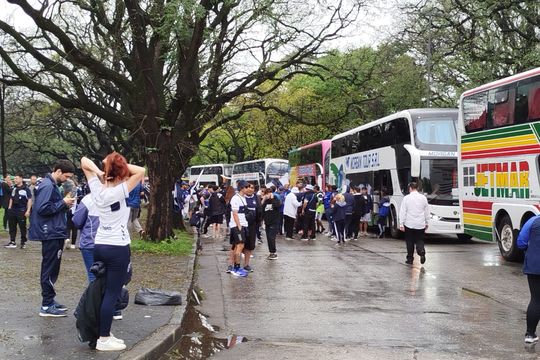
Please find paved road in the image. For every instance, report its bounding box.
[186,232,540,360]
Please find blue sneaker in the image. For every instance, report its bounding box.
[53,301,67,311]
[226,265,233,273]
[39,304,67,317]
[243,265,254,273]
[113,310,123,320]
[232,267,248,277]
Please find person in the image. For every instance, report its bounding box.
[399,182,429,265]
[81,153,145,351]
[359,186,373,237]
[127,180,145,237]
[29,175,38,198]
[208,185,226,238]
[261,185,281,260]
[314,185,325,234]
[226,180,250,277]
[5,174,32,249]
[29,159,76,317]
[331,193,347,246]
[62,178,79,249]
[1,176,13,231]
[72,191,99,283]
[377,191,390,238]
[517,214,540,344]
[283,187,302,240]
[243,183,260,272]
[350,186,362,241]
[301,184,317,241]
[323,185,336,237]
[343,186,355,241]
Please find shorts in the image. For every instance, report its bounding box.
[210,214,224,224]
[315,212,323,221]
[230,227,248,247]
[244,223,257,251]
[361,213,371,222]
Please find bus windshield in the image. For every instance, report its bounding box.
[289,144,323,167]
[418,158,458,205]
[413,113,458,151]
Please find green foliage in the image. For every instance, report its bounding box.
[131,230,193,256]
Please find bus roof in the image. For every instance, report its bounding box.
[289,140,331,153]
[461,67,540,98]
[190,163,232,168]
[331,108,457,141]
[233,158,287,166]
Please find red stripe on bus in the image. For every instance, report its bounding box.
[462,201,493,210]
[463,208,492,216]
[462,146,540,160]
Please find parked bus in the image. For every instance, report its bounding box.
[458,67,540,261]
[188,164,232,187]
[231,158,289,187]
[288,140,331,189]
[330,108,463,239]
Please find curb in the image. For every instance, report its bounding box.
[117,233,198,360]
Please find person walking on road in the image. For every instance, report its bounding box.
[261,185,281,260]
[208,185,226,238]
[331,193,347,246]
[127,181,145,238]
[377,190,390,238]
[517,214,540,343]
[5,174,32,249]
[29,159,76,318]
[301,184,317,241]
[1,176,13,231]
[283,187,302,240]
[399,182,429,265]
[243,184,260,272]
[359,186,373,237]
[81,153,145,351]
[226,180,250,277]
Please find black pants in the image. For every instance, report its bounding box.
[2,205,8,230]
[8,210,27,244]
[278,213,284,235]
[296,213,304,233]
[334,219,345,243]
[527,274,540,334]
[66,212,77,245]
[344,214,352,238]
[350,214,360,238]
[302,211,316,239]
[265,223,278,254]
[40,239,65,307]
[405,226,426,262]
[284,215,295,238]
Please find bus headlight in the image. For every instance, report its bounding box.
[430,213,440,221]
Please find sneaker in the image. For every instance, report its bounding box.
[113,310,123,320]
[39,304,67,317]
[53,301,67,311]
[353,238,358,241]
[405,260,413,265]
[420,255,426,264]
[231,268,248,277]
[110,333,125,344]
[301,237,308,242]
[525,333,539,344]
[96,337,127,351]
[285,237,294,241]
[243,265,254,273]
[378,234,384,239]
[257,240,263,245]
[4,242,16,249]
[20,243,26,249]
[267,253,278,260]
[226,265,233,273]
[70,244,76,249]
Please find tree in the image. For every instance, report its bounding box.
[0,0,364,240]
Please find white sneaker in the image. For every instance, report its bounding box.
[70,244,76,249]
[109,333,125,344]
[96,337,126,351]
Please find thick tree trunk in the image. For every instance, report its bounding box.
[0,84,6,178]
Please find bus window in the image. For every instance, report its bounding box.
[463,91,488,132]
[374,170,393,195]
[516,76,540,123]
[489,88,515,128]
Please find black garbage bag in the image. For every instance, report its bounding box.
[134,287,182,306]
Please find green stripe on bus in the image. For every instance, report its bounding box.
[532,123,540,143]
[461,128,533,144]
[462,124,531,140]
[464,223,492,233]
[464,228,493,241]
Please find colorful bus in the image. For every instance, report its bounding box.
[188,164,233,187]
[231,158,289,187]
[288,140,331,189]
[330,108,463,239]
[458,67,540,261]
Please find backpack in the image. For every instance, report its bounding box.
[379,202,390,217]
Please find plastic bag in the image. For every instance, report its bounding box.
[134,287,182,306]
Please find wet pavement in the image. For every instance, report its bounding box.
[176,231,540,360]
[0,232,192,360]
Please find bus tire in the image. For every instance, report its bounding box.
[497,215,523,262]
[456,233,473,243]
[390,206,403,239]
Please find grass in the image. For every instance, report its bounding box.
[130,230,193,256]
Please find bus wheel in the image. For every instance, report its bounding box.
[456,233,473,243]
[497,215,523,262]
[390,206,403,239]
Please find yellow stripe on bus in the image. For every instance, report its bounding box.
[463,214,492,227]
[461,134,537,152]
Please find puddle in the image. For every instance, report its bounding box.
[162,290,248,359]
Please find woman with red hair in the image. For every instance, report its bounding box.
[81,153,145,351]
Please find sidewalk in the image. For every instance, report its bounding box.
[0,232,194,360]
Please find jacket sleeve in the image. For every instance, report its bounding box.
[518,216,537,250]
[35,183,66,217]
[72,202,89,229]
[399,196,407,227]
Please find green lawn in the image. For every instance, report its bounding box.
[130,230,193,256]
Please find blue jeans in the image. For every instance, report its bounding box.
[94,244,130,337]
[325,208,334,235]
[80,248,95,283]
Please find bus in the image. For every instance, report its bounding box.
[231,159,289,187]
[188,164,233,187]
[458,67,540,261]
[330,108,462,239]
[288,140,331,189]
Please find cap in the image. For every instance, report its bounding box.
[305,184,314,191]
[237,180,249,191]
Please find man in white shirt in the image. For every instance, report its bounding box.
[399,182,430,265]
[226,180,250,277]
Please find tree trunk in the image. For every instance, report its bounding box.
[0,84,6,178]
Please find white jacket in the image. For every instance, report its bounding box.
[284,192,302,218]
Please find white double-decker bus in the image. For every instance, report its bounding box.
[188,164,232,187]
[232,158,289,187]
[458,67,540,261]
[330,108,464,239]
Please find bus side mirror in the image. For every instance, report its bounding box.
[404,144,421,177]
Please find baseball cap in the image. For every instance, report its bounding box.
[237,180,249,191]
[305,184,314,191]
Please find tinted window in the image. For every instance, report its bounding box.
[489,87,515,128]
[289,144,323,167]
[463,91,488,132]
[191,166,223,175]
[516,75,540,123]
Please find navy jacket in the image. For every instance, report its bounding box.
[517,215,540,275]
[29,174,68,241]
[344,192,354,215]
